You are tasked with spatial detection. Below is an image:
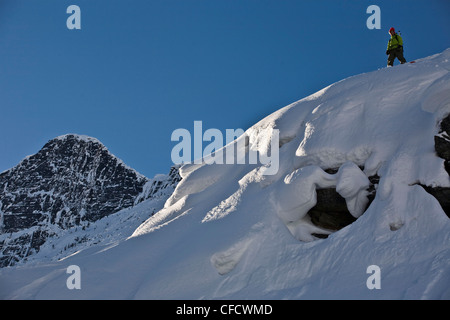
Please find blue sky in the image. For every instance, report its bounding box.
[1,0,449,178]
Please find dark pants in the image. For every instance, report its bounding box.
[387,47,407,66]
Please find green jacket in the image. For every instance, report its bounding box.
[387,33,403,51]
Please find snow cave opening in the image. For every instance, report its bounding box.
[307,168,378,239]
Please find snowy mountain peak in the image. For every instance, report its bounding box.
[53,133,103,144]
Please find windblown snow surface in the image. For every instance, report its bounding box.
[1,49,450,300]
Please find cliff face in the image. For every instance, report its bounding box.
[0,134,180,267]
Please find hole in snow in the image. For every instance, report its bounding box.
[307,170,379,239]
[308,188,357,237]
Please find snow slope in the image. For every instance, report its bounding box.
[1,49,450,300]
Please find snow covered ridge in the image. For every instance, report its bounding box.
[136,48,450,242]
[1,50,449,299]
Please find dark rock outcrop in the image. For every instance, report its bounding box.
[422,114,450,218]
[434,114,450,175]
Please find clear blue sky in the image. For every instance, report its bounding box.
[1,0,449,178]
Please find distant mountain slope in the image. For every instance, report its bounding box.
[0,134,180,267]
[1,49,449,300]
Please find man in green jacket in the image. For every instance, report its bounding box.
[386,27,407,67]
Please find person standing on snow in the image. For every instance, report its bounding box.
[386,27,407,67]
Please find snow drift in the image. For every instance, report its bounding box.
[1,49,450,300]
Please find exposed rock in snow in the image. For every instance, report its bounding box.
[422,114,450,217]
[435,114,450,174]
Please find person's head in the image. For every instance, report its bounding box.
[389,27,395,36]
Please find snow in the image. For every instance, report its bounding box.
[1,49,450,299]
[54,134,103,145]
[0,190,169,269]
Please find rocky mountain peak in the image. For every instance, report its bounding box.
[0,134,148,231]
[0,134,180,267]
